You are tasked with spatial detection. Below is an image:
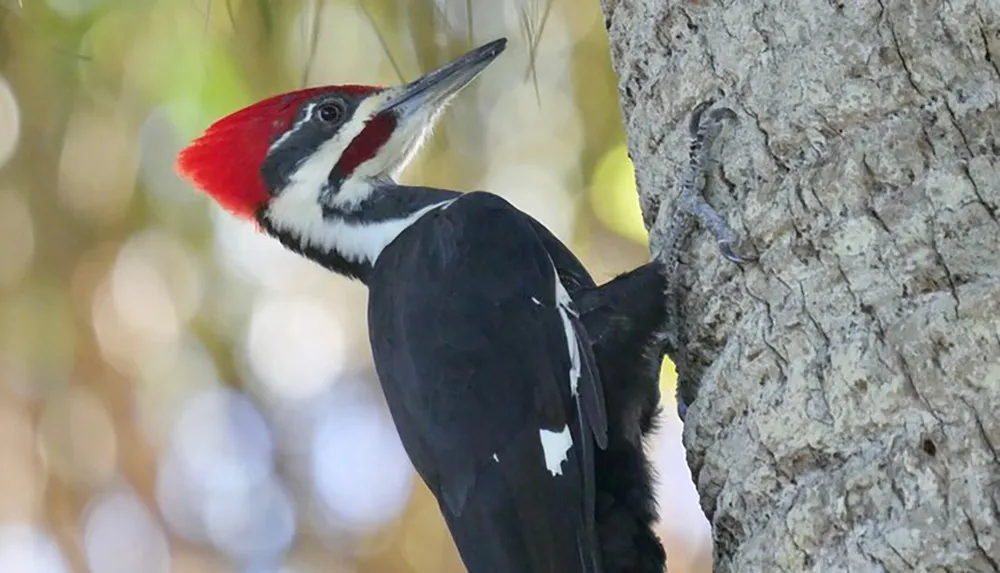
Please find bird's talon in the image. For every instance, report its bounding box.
[688,99,716,136]
[707,107,739,126]
[718,241,758,264]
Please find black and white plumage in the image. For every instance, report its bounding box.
[261,177,669,572]
[177,38,693,573]
[525,218,670,573]
[263,180,670,572]
[369,191,607,572]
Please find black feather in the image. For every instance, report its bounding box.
[368,191,605,573]
[529,220,669,573]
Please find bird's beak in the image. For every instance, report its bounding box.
[378,38,507,118]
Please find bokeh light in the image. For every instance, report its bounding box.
[109,233,184,347]
[481,164,577,241]
[0,190,35,287]
[203,476,297,563]
[0,77,20,170]
[46,0,106,18]
[83,488,172,573]
[171,386,274,494]
[286,2,387,86]
[590,143,647,245]
[139,107,202,209]
[0,402,47,523]
[133,334,222,447]
[0,524,69,573]
[156,385,294,564]
[245,294,346,403]
[57,109,139,225]
[36,385,118,487]
[309,383,415,532]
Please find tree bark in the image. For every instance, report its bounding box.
[600,0,1000,571]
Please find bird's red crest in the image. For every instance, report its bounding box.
[176,85,381,220]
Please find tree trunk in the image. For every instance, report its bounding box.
[600,0,1000,571]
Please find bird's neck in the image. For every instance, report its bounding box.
[260,181,460,283]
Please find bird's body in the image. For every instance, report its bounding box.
[370,190,604,572]
[172,38,736,573]
[263,181,669,573]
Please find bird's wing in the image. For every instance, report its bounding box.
[368,191,606,573]
[523,215,598,293]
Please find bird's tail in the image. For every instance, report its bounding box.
[577,262,669,573]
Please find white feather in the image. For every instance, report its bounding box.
[554,273,581,396]
[266,180,451,264]
[539,425,573,476]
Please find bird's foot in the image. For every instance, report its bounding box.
[674,99,757,264]
[656,99,758,422]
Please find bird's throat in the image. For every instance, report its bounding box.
[261,183,460,283]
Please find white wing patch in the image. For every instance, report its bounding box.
[553,272,582,396]
[539,425,573,476]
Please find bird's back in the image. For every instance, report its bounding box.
[367,191,605,573]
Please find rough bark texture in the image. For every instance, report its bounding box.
[600,0,1000,571]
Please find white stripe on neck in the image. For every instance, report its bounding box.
[265,178,452,266]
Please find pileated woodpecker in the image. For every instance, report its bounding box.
[177,37,751,573]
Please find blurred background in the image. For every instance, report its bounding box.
[0,0,712,571]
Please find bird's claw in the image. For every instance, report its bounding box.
[689,100,739,138]
[718,241,758,264]
[707,106,739,125]
[674,99,757,266]
[688,99,716,136]
[660,99,758,423]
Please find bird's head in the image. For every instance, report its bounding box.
[176,38,507,223]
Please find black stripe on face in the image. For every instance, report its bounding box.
[260,92,365,196]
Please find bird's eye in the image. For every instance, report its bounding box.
[316,102,345,124]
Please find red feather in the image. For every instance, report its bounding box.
[175,85,381,220]
[334,112,398,180]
